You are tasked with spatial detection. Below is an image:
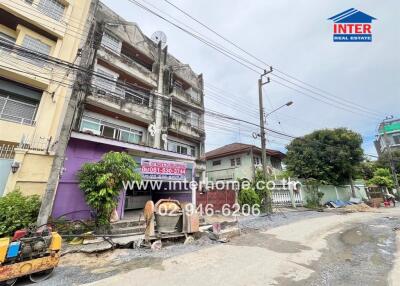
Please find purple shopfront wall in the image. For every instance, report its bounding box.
[52,138,195,220]
[52,138,125,220]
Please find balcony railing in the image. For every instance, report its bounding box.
[172,86,202,106]
[92,83,151,108]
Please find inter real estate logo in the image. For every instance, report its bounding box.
[328,8,376,42]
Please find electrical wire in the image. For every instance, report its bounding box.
[161,0,383,117]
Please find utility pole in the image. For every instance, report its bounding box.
[382,120,400,193]
[258,67,273,213]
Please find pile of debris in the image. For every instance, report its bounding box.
[325,198,376,213]
[343,203,376,213]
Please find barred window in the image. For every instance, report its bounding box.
[38,0,65,21]
[0,32,15,54]
[0,94,38,125]
[101,32,122,55]
[190,112,200,127]
[0,32,15,44]
[21,35,51,66]
[94,66,118,93]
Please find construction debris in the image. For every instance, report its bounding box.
[343,203,376,213]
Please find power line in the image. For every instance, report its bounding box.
[161,0,383,117]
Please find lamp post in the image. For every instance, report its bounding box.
[264,101,293,121]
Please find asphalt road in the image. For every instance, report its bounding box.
[16,208,400,286]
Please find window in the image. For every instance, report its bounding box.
[168,140,196,157]
[21,35,51,66]
[37,0,65,21]
[102,125,117,139]
[80,115,143,143]
[0,32,15,55]
[177,145,188,155]
[393,135,400,145]
[0,32,15,45]
[101,32,122,55]
[230,157,241,167]
[94,66,119,94]
[190,112,200,128]
[120,129,142,144]
[0,94,38,125]
[188,88,201,103]
[212,160,221,166]
[80,117,101,135]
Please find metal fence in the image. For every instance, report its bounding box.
[0,144,15,159]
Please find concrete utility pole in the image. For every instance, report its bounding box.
[153,42,167,149]
[382,119,400,192]
[258,67,273,213]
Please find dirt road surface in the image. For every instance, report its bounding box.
[80,208,400,286]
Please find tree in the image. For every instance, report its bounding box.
[284,128,364,197]
[367,168,394,190]
[377,150,400,174]
[78,152,141,229]
[356,160,377,181]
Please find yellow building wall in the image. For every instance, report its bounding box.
[0,0,92,197]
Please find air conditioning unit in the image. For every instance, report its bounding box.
[82,128,101,136]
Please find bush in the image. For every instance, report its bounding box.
[78,152,141,229]
[0,190,41,237]
[238,187,260,207]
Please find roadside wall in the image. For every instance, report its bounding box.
[300,183,368,205]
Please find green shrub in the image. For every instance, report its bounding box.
[78,152,141,229]
[304,182,324,209]
[238,187,260,207]
[0,190,41,237]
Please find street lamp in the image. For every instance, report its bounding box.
[264,101,294,120]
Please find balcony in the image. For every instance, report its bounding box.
[97,48,157,88]
[1,0,68,38]
[87,84,154,123]
[169,112,204,140]
[170,86,203,110]
[0,48,52,89]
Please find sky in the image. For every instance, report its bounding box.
[101,0,400,157]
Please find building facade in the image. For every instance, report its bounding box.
[375,119,400,156]
[0,0,91,196]
[205,143,284,182]
[50,2,206,220]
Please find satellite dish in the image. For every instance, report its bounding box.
[151,31,167,47]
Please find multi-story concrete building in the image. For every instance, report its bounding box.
[205,143,284,182]
[0,0,91,196]
[50,2,206,220]
[375,118,400,156]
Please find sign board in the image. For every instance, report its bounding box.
[141,158,187,181]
